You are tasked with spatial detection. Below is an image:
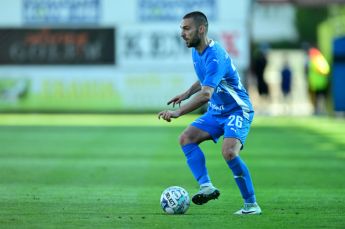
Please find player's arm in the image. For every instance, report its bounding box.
[167,81,201,108]
[158,86,214,122]
[177,85,213,116]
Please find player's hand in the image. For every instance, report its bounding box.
[157,110,180,122]
[167,93,188,108]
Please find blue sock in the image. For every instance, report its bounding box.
[227,156,256,203]
[182,143,210,185]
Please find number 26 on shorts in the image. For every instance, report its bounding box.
[227,115,243,128]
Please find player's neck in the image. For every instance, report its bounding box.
[196,37,210,54]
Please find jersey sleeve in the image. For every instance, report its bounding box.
[201,57,223,88]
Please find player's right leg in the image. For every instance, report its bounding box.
[179,114,222,205]
[234,202,262,215]
[222,114,262,215]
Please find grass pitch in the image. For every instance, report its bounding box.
[0,114,344,228]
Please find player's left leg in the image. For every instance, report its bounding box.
[181,113,224,205]
[179,126,221,205]
[222,115,261,215]
[180,125,213,186]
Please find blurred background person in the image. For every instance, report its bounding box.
[281,59,292,98]
[280,57,293,114]
[253,46,270,98]
[250,44,270,115]
[306,47,330,115]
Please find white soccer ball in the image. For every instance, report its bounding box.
[160,186,190,214]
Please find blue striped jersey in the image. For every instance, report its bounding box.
[192,40,254,119]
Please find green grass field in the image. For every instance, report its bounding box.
[0,114,344,229]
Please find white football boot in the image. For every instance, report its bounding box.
[234,202,262,215]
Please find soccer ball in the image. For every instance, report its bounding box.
[160,186,190,214]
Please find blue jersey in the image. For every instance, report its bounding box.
[192,40,254,120]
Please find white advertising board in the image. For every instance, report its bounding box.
[117,23,249,70]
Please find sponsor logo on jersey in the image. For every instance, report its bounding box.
[208,102,224,111]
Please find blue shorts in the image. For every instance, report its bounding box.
[191,111,253,147]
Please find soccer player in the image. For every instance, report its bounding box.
[158,11,261,215]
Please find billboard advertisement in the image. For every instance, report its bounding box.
[0,70,195,112]
[23,0,101,25]
[0,28,115,65]
[117,24,248,70]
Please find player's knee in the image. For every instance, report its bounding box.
[179,132,193,146]
[222,138,242,161]
[222,147,238,161]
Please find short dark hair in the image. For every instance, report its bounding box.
[183,11,208,32]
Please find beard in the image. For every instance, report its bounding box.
[185,33,201,48]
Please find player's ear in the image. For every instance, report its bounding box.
[199,24,206,34]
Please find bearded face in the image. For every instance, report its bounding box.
[180,18,202,48]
